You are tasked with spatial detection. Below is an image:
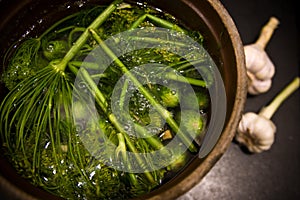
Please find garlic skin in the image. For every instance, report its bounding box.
[244,45,275,80]
[247,72,272,95]
[244,17,279,95]
[235,112,276,153]
[236,77,299,153]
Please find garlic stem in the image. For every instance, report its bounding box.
[255,17,279,49]
[259,77,300,119]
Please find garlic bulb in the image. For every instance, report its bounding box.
[236,77,299,153]
[236,112,276,153]
[244,17,279,95]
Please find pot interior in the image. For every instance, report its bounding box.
[0,0,246,199]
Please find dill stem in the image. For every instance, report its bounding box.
[55,0,121,71]
[165,72,206,87]
[118,79,166,152]
[116,132,139,186]
[73,67,156,183]
[259,77,300,119]
[89,28,197,152]
[175,60,204,71]
[69,61,101,70]
[129,36,187,47]
[39,13,82,39]
[130,14,185,33]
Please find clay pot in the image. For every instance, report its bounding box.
[0,0,247,199]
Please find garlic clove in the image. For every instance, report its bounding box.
[255,56,275,80]
[236,112,257,147]
[252,115,276,140]
[244,45,266,73]
[247,72,272,95]
[244,44,275,80]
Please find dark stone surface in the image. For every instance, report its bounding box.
[178,0,299,199]
[0,0,298,200]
